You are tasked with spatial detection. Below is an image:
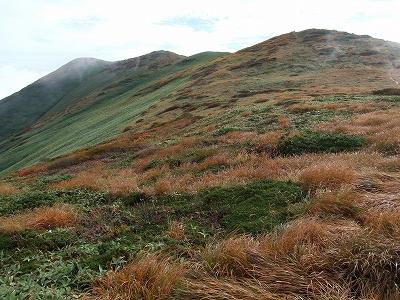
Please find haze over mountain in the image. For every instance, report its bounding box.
[0,29,399,173]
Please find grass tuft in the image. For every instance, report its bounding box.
[88,256,186,300]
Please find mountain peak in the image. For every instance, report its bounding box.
[114,50,185,71]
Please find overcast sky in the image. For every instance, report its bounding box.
[0,0,399,100]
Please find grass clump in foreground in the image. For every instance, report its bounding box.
[277,131,364,155]
[86,218,400,299]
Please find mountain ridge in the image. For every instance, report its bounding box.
[1,28,400,173]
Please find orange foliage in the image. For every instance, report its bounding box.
[52,166,139,196]
[165,221,185,240]
[88,256,186,300]
[0,204,78,233]
[277,115,291,129]
[307,189,361,219]
[18,164,48,177]
[0,183,18,195]
[298,164,356,192]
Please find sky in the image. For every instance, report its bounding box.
[0,0,399,100]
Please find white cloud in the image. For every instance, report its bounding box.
[0,0,399,99]
[0,66,45,100]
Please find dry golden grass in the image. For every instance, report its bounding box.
[153,176,175,195]
[219,131,257,145]
[83,211,400,299]
[288,102,317,112]
[136,151,390,195]
[277,115,291,129]
[53,166,139,196]
[362,210,400,237]
[202,235,258,276]
[183,217,398,298]
[258,218,348,257]
[195,152,231,170]
[165,221,185,240]
[0,204,78,233]
[88,256,186,300]
[316,107,400,156]
[183,276,283,300]
[254,131,283,153]
[298,164,356,192]
[0,183,18,195]
[307,189,361,219]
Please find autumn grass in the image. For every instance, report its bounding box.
[307,189,362,219]
[298,163,356,192]
[0,203,78,233]
[52,166,139,196]
[165,221,186,240]
[182,219,400,299]
[0,183,18,195]
[88,256,186,300]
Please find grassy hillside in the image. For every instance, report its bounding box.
[0,51,184,140]
[0,52,227,173]
[1,29,400,299]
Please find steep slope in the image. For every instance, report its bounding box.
[0,58,110,139]
[0,51,184,139]
[0,51,226,173]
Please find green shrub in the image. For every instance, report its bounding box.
[0,191,56,215]
[0,189,111,215]
[199,180,304,233]
[0,229,77,252]
[122,192,152,206]
[277,131,364,155]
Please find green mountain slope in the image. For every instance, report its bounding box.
[0,51,227,173]
[0,51,184,140]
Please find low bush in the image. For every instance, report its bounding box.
[277,131,364,155]
[0,191,57,215]
[199,180,305,233]
[0,228,77,252]
[121,192,152,206]
[0,190,112,215]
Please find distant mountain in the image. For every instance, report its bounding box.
[0,51,184,140]
[0,51,226,172]
[1,29,400,173]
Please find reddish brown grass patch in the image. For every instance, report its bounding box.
[88,256,186,300]
[307,189,361,219]
[0,183,18,195]
[18,164,48,177]
[0,204,78,233]
[52,167,139,196]
[165,221,185,240]
[298,164,356,192]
